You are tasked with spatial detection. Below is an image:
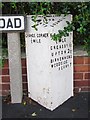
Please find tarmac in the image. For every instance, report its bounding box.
[1,92,90,119]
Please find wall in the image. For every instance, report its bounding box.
[1,56,90,96]
[74,56,90,93]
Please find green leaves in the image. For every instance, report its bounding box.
[10,2,17,9]
[77,27,86,34]
[51,21,73,41]
[0,3,4,8]
[2,2,90,55]
[51,33,61,41]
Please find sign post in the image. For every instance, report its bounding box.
[25,15,73,110]
[7,33,23,103]
[0,16,24,103]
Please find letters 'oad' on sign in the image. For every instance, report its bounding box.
[0,16,25,31]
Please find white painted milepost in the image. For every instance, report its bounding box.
[25,15,73,110]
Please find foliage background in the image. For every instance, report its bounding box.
[1,2,90,64]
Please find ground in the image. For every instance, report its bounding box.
[1,92,90,119]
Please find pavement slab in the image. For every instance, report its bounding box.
[1,92,90,119]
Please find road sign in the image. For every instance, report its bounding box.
[0,16,24,31]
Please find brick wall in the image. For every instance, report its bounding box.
[1,56,90,96]
[74,56,90,93]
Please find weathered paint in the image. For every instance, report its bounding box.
[25,15,73,110]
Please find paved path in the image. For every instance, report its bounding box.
[1,92,90,118]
